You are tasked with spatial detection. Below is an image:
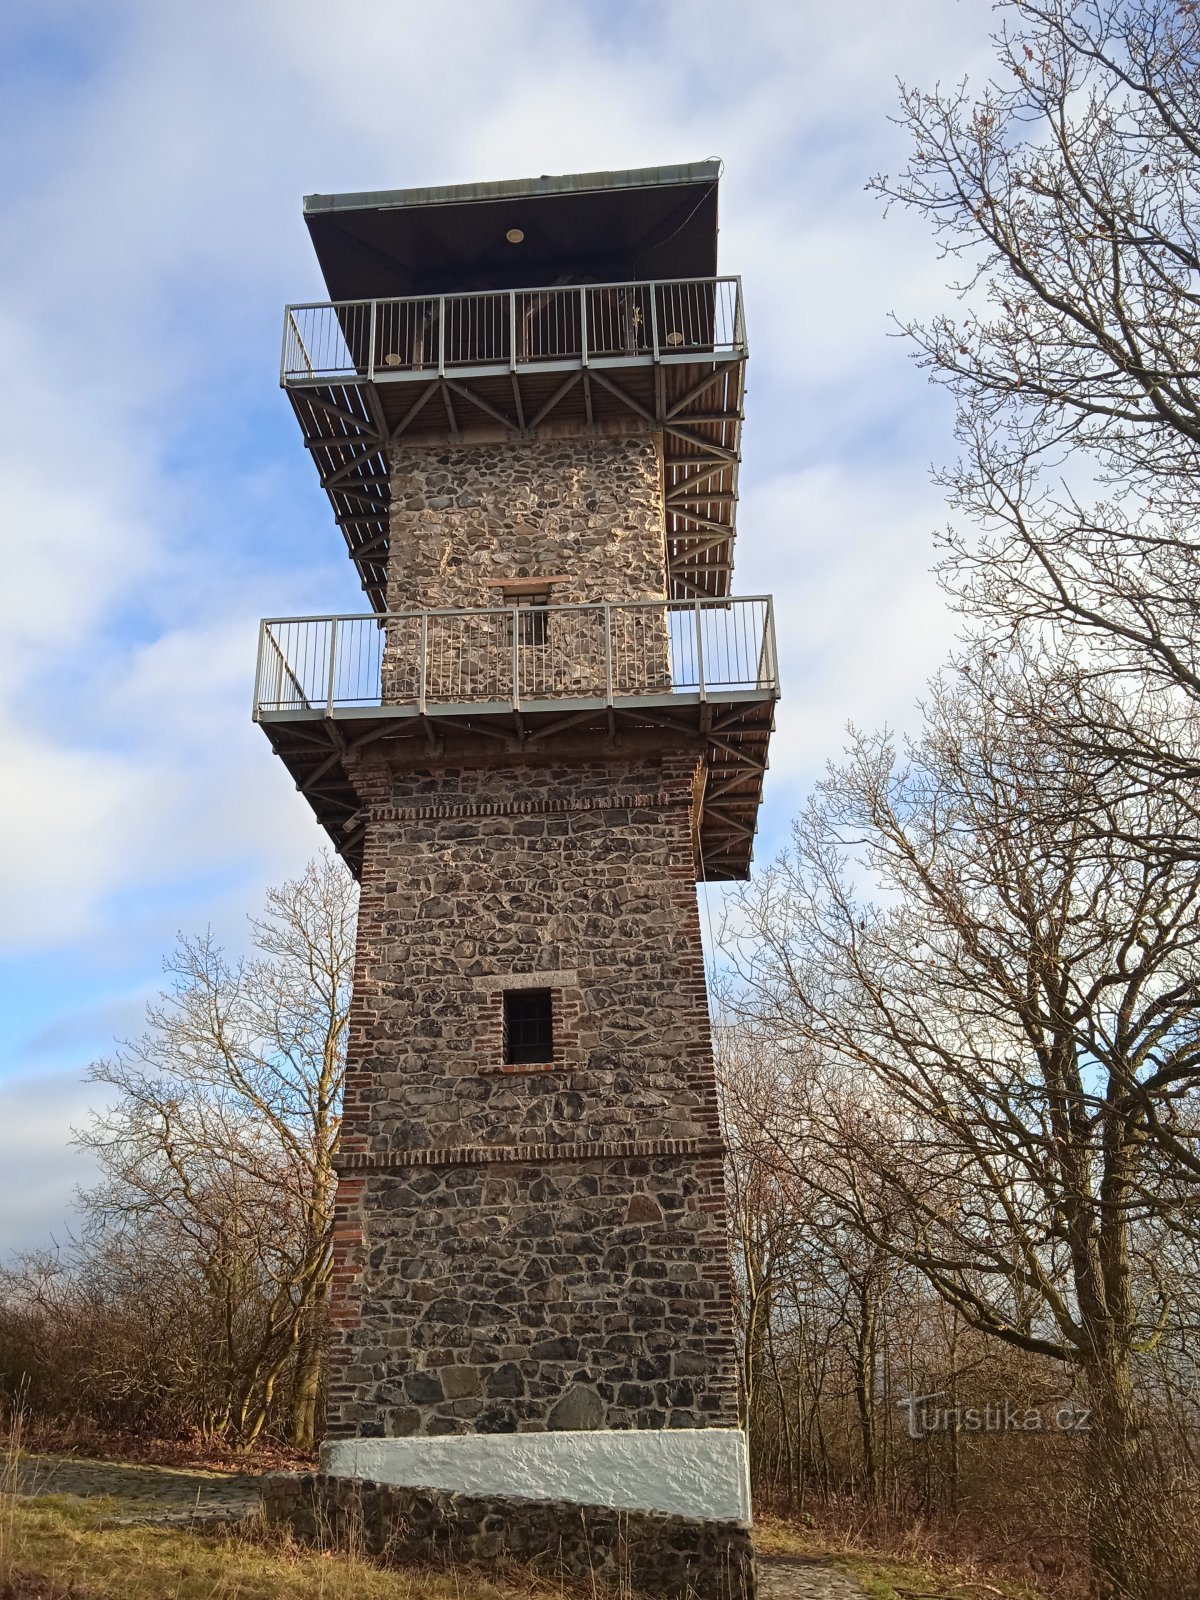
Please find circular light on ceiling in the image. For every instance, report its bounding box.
[506,227,525,244]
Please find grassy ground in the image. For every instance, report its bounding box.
[2,1496,568,1600]
[755,1514,1044,1600]
[3,1494,1052,1600]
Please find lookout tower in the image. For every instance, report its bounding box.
[255,164,777,1595]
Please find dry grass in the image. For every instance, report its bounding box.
[1,1398,26,1591]
[754,1514,1045,1600]
[12,1417,312,1478]
[1,1496,570,1600]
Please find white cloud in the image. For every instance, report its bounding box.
[0,1071,99,1258]
[0,0,1005,1246]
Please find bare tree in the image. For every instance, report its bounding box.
[872,0,1200,792]
[724,648,1200,1597]
[76,854,354,1449]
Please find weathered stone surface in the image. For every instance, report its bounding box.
[386,435,667,612]
[547,1384,604,1430]
[338,747,719,1152]
[323,423,743,1514]
[262,1472,755,1600]
[325,741,740,1439]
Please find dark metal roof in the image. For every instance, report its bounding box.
[303,162,722,301]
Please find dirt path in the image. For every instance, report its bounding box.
[14,1453,262,1526]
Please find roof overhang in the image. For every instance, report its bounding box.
[303,162,721,300]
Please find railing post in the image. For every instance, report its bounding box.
[254,619,267,719]
[649,283,660,361]
[580,286,589,367]
[325,619,339,717]
[694,600,706,701]
[438,297,446,376]
[765,598,779,691]
[604,604,614,705]
[418,613,428,713]
[511,607,521,710]
[509,291,518,371]
[368,299,378,381]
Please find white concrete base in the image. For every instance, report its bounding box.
[320,1429,752,1524]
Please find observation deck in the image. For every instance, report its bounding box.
[281,274,745,609]
[254,595,777,882]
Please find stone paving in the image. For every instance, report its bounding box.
[757,1556,870,1600]
[14,1454,263,1527]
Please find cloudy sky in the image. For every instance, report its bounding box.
[0,0,998,1254]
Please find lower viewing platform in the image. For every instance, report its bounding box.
[254,596,777,881]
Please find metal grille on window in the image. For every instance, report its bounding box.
[503,592,551,648]
[503,989,554,1065]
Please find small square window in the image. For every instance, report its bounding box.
[518,604,550,648]
[503,989,554,1065]
[503,593,551,649]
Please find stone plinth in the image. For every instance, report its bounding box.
[322,1427,752,1522]
[262,1469,755,1600]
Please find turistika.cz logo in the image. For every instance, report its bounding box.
[895,1392,1092,1440]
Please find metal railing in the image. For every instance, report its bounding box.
[255,597,776,717]
[281,278,745,383]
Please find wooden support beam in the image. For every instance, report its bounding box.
[668,512,734,539]
[304,435,380,451]
[389,381,439,441]
[665,367,733,419]
[707,734,767,769]
[349,532,389,560]
[664,425,739,462]
[362,383,390,439]
[528,371,582,430]
[322,444,385,489]
[666,464,732,497]
[669,529,734,559]
[526,708,605,742]
[440,381,460,438]
[701,810,757,843]
[297,392,380,434]
[346,722,399,753]
[669,573,712,600]
[510,373,525,431]
[706,772,764,801]
[427,715,509,743]
[336,519,386,538]
[333,490,388,513]
[445,378,518,433]
[588,370,657,426]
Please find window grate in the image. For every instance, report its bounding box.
[503,593,551,649]
[503,989,554,1065]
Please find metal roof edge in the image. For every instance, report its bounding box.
[303,161,722,216]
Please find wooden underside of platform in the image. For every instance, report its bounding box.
[258,691,773,882]
[285,352,744,612]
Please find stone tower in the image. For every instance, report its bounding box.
[256,164,777,1594]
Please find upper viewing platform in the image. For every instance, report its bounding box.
[282,164,746,607]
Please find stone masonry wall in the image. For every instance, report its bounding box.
[325,737,741,1439]
[385,434,667,612]
[262,1473,755,1600]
